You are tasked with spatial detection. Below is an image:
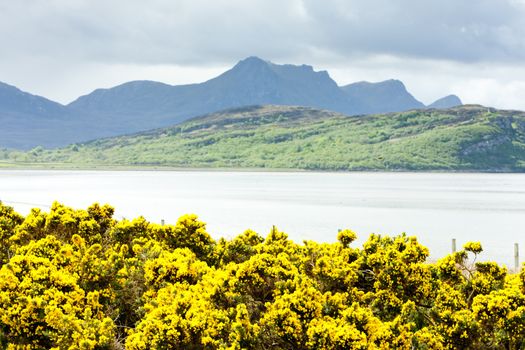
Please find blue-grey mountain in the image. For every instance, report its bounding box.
[0,82,74,149]
[427,95,463,109]
[0,57,462,149]
[340,79,425,114]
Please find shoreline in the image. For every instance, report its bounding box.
[0,161,524,174]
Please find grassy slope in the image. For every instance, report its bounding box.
[4,104,525,171]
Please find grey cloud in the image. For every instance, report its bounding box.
[0,0,312,65]
[1,0,524,67]
[301,0,525,62]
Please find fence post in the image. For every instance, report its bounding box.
[452,238,456,253]
[515,243,520,271]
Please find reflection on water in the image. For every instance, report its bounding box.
[1,170,525,267]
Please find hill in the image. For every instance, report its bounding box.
[340,79,424,114]
[0,81,149,150]
[0,82,77,149]
[0,57,460,150]
[5,104,525,171]
[427,94,463,109]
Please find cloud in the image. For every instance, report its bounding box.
[2,0,524,66]
[1,0,525,108]
[302,0,525,63]
[0,0,313,65]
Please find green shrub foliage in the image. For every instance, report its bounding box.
[0,201,523,349]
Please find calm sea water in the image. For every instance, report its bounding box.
[1,170,525,267]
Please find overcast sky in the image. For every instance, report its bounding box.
[1,0,525,109]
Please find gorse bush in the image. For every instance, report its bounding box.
[1,201,524,349]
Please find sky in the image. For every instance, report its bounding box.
[1,0,525,109]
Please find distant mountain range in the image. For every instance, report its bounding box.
[1,56,462,149]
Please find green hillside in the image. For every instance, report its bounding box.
[4,104,525,171]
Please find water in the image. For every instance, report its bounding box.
[1,170,524,267]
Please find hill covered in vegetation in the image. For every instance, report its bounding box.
[5,104,525,171]
[0,201,524,349]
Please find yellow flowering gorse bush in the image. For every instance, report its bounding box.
[0,201,524,349]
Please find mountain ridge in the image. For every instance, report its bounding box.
[1,57,462,149]
[340,79,425,114]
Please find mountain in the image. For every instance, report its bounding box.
[183,57,355,114]
[7,104,525,172]
[1,57,462,149]
[0,82,72,149]
[0,81,66,117]
[340,79,425,114]
[67,57,355,129]
[427,95,463,109]
[0,82,133,150]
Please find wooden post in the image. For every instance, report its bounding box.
[452,238,456,253]
[515,243,520,271]
[161,219,165,226]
